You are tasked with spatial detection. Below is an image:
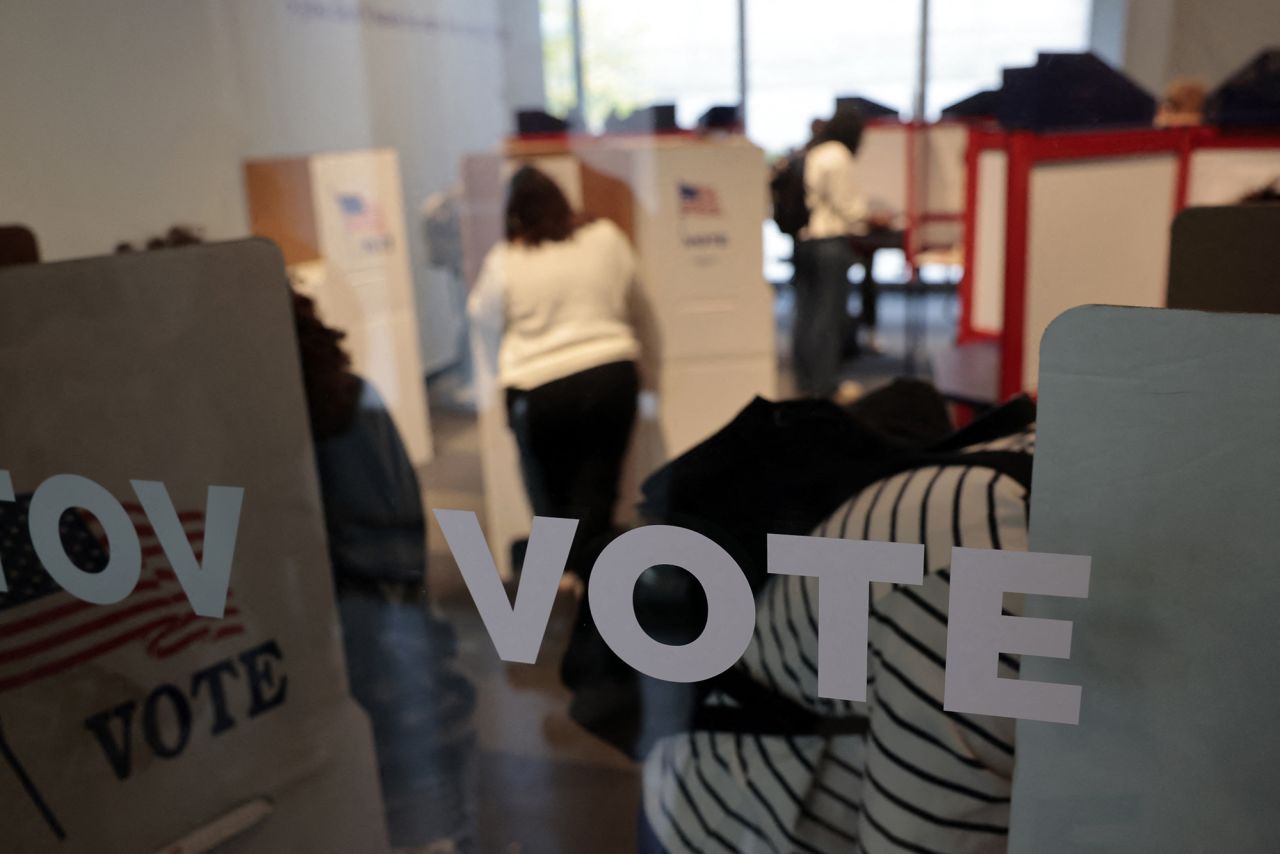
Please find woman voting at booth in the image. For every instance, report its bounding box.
[468,166,643,579]
[792,105,875,398]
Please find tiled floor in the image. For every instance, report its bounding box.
[424,409,640,853]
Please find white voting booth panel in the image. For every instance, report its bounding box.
[1011,306,1280,852]
[246,149,434,467]
[1019,155,1177,390]
[925,124,969,215]
[920,123,969,250]
[969,149,1008,337]
[1186,147,1280,205]
[465,137,776,576]
[0,242,387,853]
[858,123,909,221]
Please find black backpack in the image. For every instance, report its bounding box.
[561,388,1036,760]
[770,152,809,238]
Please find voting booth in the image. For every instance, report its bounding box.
[1009,306,1280,852]
[955,126,1280,398]
[849,119,970,260]
[461,134,777,575]
[857,120,911,229]
[245,149,434,466]
[919,122,970,254]
[0,242,387,852]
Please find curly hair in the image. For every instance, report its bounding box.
[504,165,579,246]
[290,289,362,439]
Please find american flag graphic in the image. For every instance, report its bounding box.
[337,192,386,234]
[0,497,244,695]
[679,182,722,216]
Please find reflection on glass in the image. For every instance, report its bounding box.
[4,1,1280,851]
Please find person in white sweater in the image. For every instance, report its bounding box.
[793,105,872,397]
[468,165,643,577]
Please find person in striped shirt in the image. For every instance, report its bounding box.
[640,428,1035,854]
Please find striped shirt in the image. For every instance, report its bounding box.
[643,429,1035,853]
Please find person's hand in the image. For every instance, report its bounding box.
[867,211,895,230]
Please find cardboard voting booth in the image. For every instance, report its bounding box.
[1009,306,1280,852]
[462,134,778,576]
[0,242,387,853]
[245,149,434,467]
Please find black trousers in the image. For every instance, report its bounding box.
[792,236,854,397]
[856,250,879,329]
[506,360,639,577]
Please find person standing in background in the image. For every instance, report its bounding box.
[298,290,478,854]
[1155,78,1207,127]
[791,104,873,398]
[468,166,644,580]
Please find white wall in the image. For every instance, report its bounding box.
[1095,0,1280,93]
[221,1,379,158]
[500,0,547,114]
[1164,0,1280,85]
[0,0,545,371]
[0,1,248,259]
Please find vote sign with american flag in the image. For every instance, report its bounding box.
[0,496,244,696]
[678,182,722,216]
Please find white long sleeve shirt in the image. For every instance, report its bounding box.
[801,139,870,240]
[468,218,642,391]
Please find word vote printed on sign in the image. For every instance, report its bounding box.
[436,510,1093,726]
[0,469,243,617]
